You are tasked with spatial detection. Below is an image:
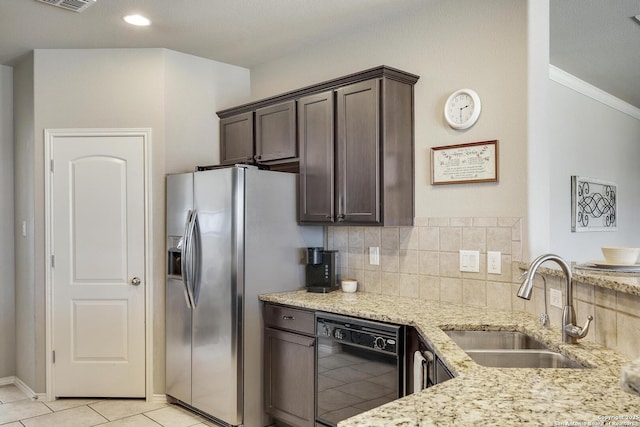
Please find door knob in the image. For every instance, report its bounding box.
[130,277,142,286]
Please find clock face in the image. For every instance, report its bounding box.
[444,89,481,129]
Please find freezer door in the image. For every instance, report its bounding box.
[192,167,242,425]
[165,173,194,404]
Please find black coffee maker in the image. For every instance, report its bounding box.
[305,247,340,293]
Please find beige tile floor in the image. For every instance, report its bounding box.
[0,385,218,427]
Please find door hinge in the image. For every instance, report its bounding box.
[52,350,55,364]
[51,255,55,268]
[50,159,54,173]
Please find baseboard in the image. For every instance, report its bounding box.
[0,376,15,387]
[0,376,39,400]
[150,394,167,404]
[13,377,38,400]
[2,376,165,403]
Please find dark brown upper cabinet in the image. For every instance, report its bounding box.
[299,73,417,226]
[218,102,297,168]
[335,79,380,224]
[298,91,334,223]
[255,101,297,163]
[217,66,418,226]
[219,111,254,165]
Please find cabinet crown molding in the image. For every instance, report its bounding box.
[216,65,420,119]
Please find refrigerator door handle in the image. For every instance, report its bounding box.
[180,210,192,309]
[190,211,201,307]
[182,210,196,309]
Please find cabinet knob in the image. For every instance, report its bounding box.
[282,315,295,321]
[254,154,262,161]
[337,214,345,222]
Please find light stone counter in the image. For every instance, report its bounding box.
[259,290,640,426]
[516,261,640,297]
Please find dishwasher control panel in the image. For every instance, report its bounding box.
[316,312,401,355]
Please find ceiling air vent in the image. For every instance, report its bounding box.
[36,0,97,13]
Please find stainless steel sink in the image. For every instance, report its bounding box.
[444,330,547,350]
[465,349,585,369]
[444,330,587,369]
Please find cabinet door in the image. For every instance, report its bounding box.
[219,112,254,164]
[298,91,334,223]
[335,79,380,224]
[255,101,297,163]
[264,327,315,427]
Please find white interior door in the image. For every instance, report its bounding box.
[51,134,146,397]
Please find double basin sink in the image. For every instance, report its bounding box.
[444,330,587,369]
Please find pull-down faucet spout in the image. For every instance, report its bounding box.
[518,254,593,344]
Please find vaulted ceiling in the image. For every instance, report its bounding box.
[550,0,640,108]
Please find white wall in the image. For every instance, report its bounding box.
[250,0,528,221]
[164,49,250,173]
[31,48,165,393]
[14,54,36,389]
[526,0,551,259]
[548,78,640,262]
[0,64,15,379]
[13,48,249,393]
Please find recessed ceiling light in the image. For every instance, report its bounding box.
[123,14,151,26]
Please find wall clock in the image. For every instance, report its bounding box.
[444,88,481,130]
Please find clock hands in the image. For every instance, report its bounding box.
[459,104,469,122]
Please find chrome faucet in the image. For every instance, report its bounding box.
[518,254,593,344]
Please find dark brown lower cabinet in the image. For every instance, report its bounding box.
[264,327,315,427]
[264,302,316,427]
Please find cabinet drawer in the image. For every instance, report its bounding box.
[264,304,314,335]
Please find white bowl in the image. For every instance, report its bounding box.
[341,279,357,293]
[601,247,640,265]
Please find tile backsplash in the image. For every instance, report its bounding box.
[521,272,640,360]
[326,216,640,360]
[327,217,523,308]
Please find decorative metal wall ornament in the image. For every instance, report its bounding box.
[571,176,617,232]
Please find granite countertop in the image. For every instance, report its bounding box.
[259,290,640,426]
[516,261,640,297]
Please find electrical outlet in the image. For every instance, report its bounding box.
[369,246,380,265]
[487,251,501,274]
[550,288,562,308]
[459,250,480,272]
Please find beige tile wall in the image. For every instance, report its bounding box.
[327,217,523,305]
[327,217,640,360]
[523,274,640,360]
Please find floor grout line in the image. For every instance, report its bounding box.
[0,386,213,427]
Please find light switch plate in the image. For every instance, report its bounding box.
[459,250,480,272]
[487,251,501,274]
[369,246,380,265]
[550,288,563,308]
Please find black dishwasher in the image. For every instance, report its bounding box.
[315,313,404,427]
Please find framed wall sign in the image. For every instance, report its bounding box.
[431,140,498,185]
[571,176,617,232]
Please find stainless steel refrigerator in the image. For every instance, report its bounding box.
[165,165,322,426]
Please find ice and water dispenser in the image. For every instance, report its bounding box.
[167,236,183,279]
